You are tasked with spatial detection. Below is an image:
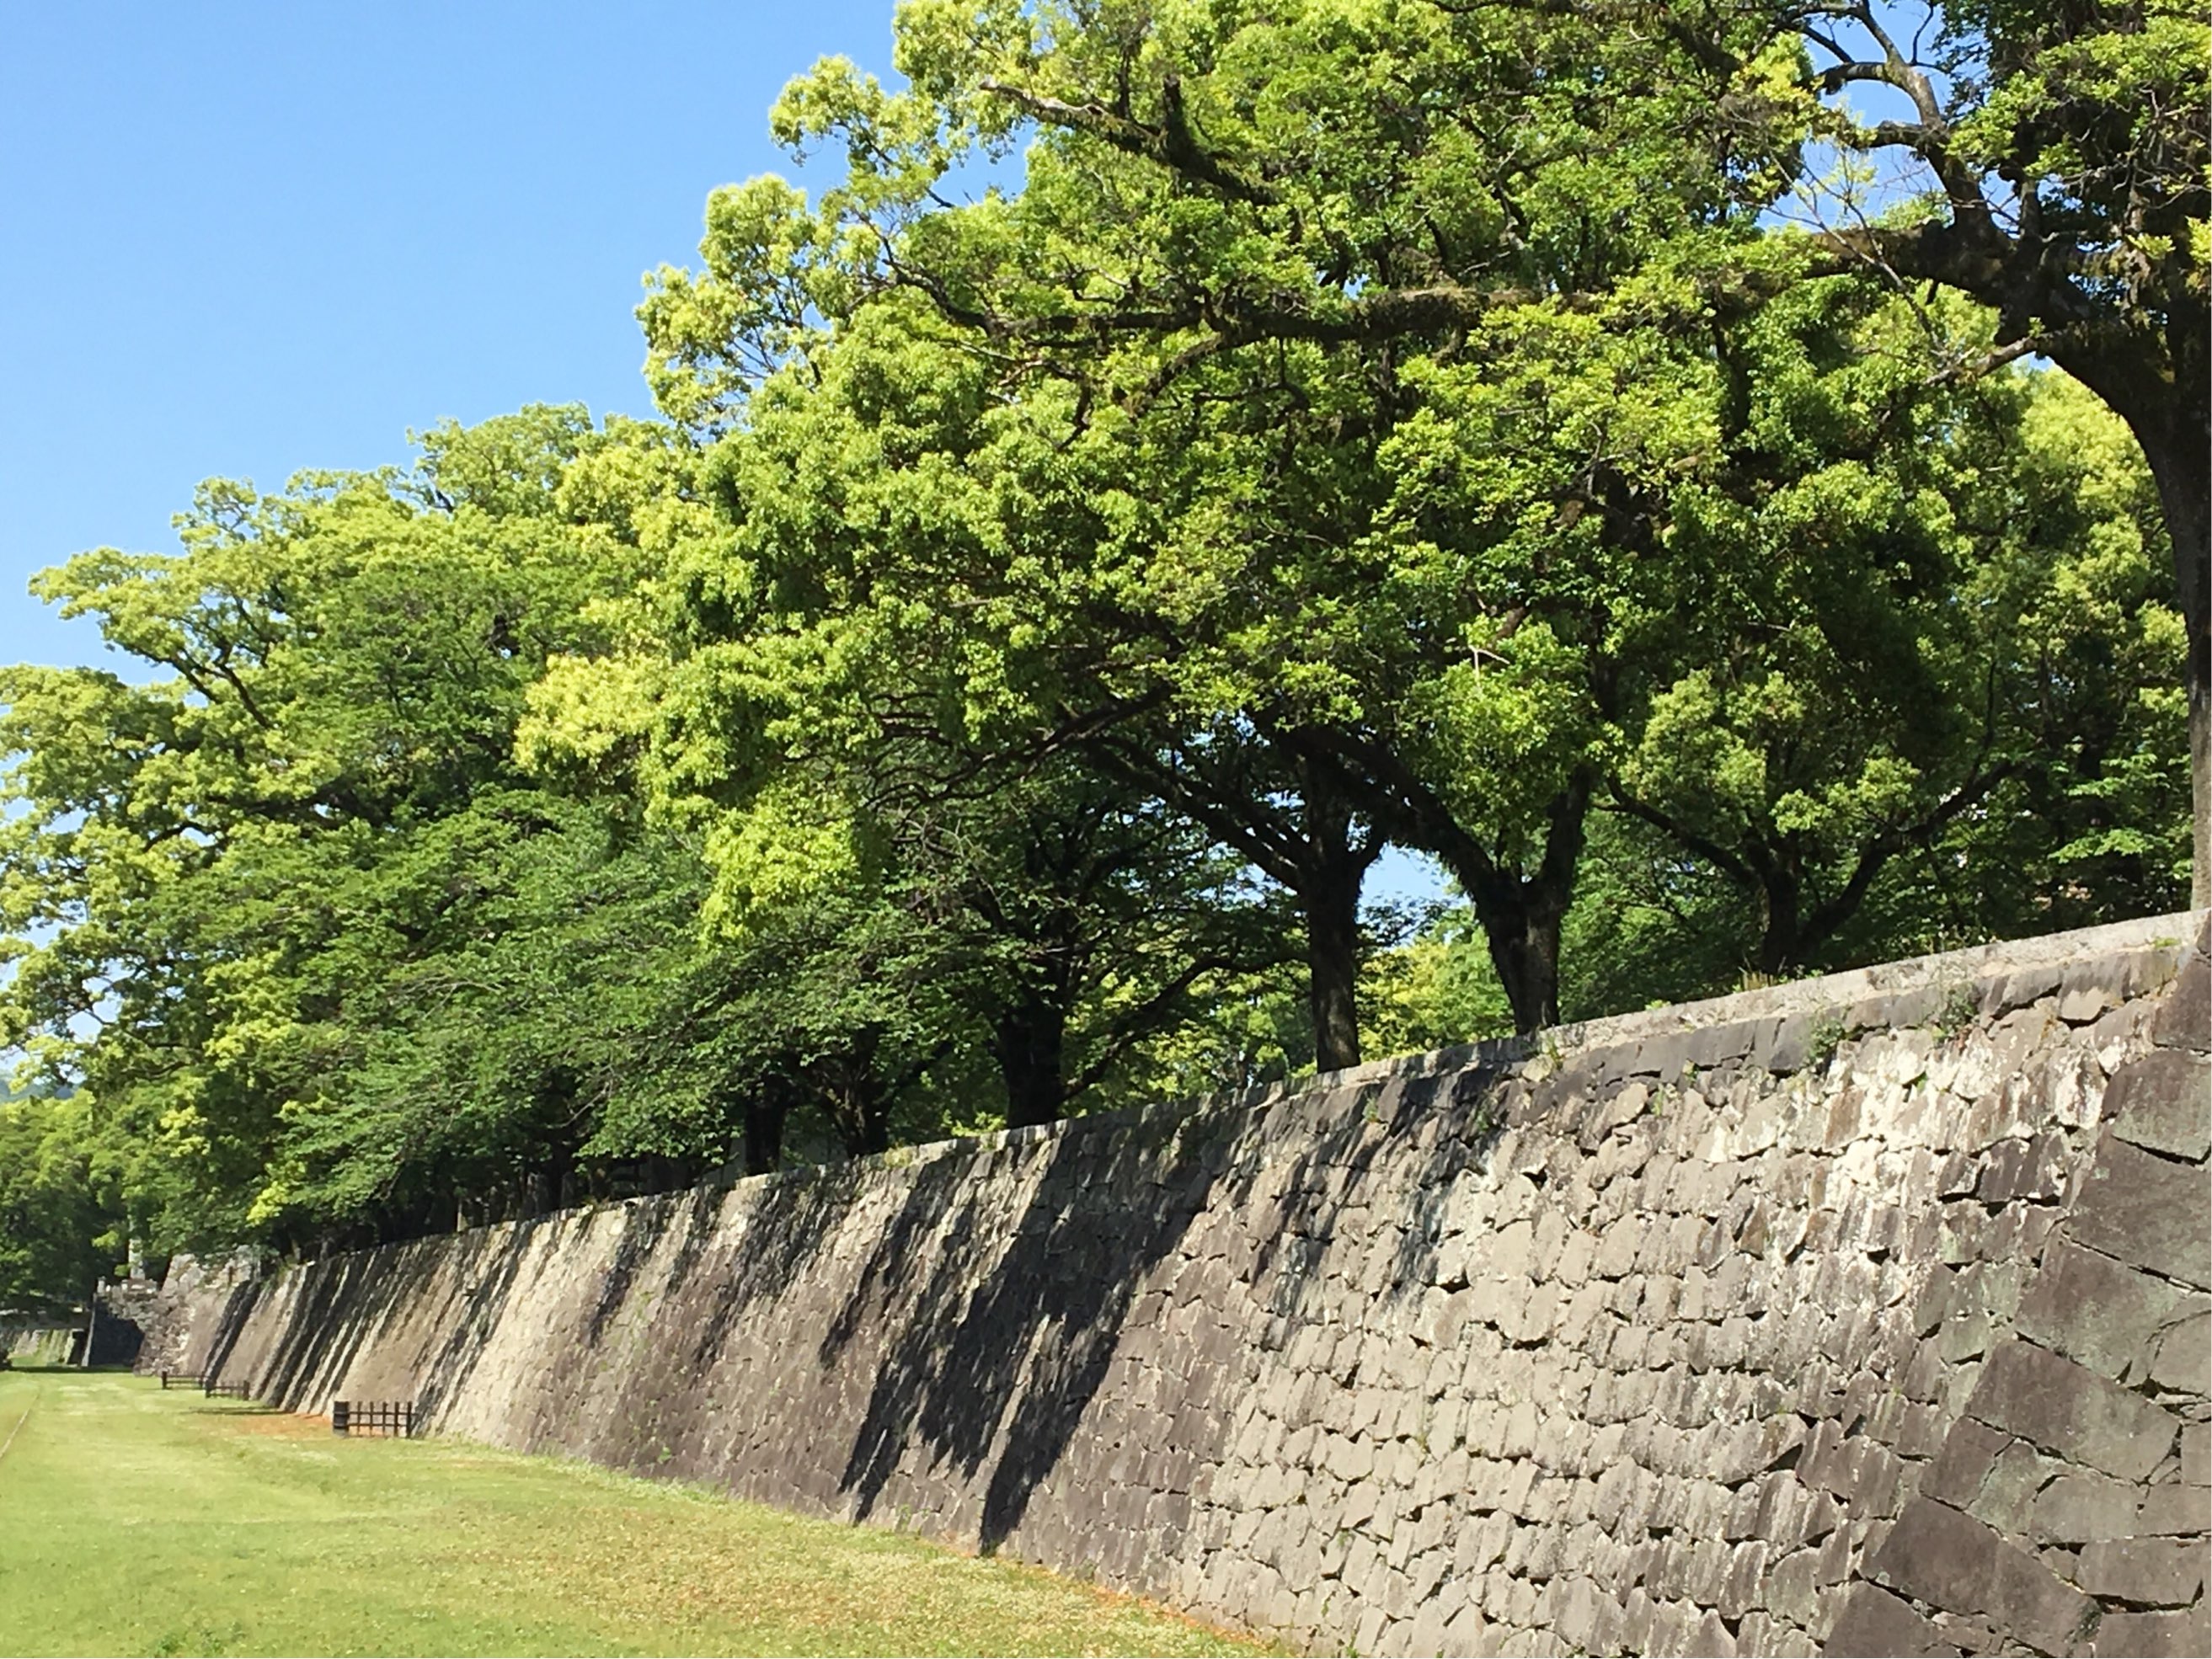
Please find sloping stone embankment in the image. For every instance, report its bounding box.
[150,913,2210,1656]
[1828,925,2209,1657]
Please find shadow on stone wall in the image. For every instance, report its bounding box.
[147,910,2209,1659]
[828,1114,1233,1548]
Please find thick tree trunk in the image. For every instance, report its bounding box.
[1478,899,1565,1033]
[740,1091,788,1176]
[822,1064,894,1158]
[532,1153,570,1215]
[995,996,1071,1128]
[1755,871,1803,979]
[1294,765,1373,1075]
[1447,781,1591,1035]
[1305,857,1365,1074]
[2054,336,2210,907]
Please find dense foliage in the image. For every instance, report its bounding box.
[1,0,2198,1294]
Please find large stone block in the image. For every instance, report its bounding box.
[1825,1584,1956,1657]
[2031,1470,2145,1545]
[2076,1536,2208,1608]
[2016,1242,2187,1380]
[2147,1310,2211,1395]
[2066,1139,2212,1291]
[2092,1605,2212,1659]
[2133,1481,2212,1537]
[2151,953,2209,1053]
[2057,958,2129,1024]
[1866,1496,2095,1656]
[1967,1341,2180,1483]
[2105,1050,2212,1163]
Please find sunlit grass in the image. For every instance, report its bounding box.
[0,1370,1271,1658]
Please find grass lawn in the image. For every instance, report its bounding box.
[0,1369,1272,1657]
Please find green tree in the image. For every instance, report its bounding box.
[744,0,2207,903]
[0,408,635,1251]
[1770,0,2209,900]
[1604,297,2187,972]
[0,1089,120,1315]
[652,0,1814,1032]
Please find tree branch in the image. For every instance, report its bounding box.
[977,74,1281,207]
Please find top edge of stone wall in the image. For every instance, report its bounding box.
[610,906,2204,1215]
[1327,906,2208,1088]
[289,909,2198,1251]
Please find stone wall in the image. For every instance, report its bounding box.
[1827,931,2210,1657]
[129,1250,259,1377]
[153,913,2211,1656]
[2,1324,77,1366]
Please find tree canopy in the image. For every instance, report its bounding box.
[0,0,2197,1294]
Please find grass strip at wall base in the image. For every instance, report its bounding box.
[0,1371,1271,1658]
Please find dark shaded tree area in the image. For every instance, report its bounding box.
[1,0,2195,1293]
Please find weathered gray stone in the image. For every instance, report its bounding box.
[2126,1486,2209,1552]
[2056,959,2122,1024]
[2067,1139,2212,1291]
[1437,1603,1488,1657]
[1988,963,2064,1016]
[2105,1049,2212,1162]
[2016,1241,2187,1380]
[2076,1536,2208,1608]
[126,912,2212,1659]
[2031,1470,2145,1544]
[2092,1606,2212,1659]
[1975,1442,2065,1537]
[1867,1497,2095,1656]
[2181,1425,2210,1486]
[1968,1341,2181,1482]
[1975,1134,2070,1204]
[1765,1013,1831,1077]
[2147,1310,2212,1395]
[2151,953,2209,1052]
[1825,1584,1956,1657]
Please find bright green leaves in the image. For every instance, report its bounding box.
[0,1086,120,1311]
[640,177,851,432]
[3,0,2195,1277]
[0,413,644,1253]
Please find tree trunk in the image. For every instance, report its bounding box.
[995,995,1071,1128]
[2054,337,2210,907]
[1441,782,1591,1035]
[823,1070,893,1158]
[1478,899,1564,1033]
[1305,858,1364,1073]
[1295,765,1370,1075]
[1755,865,1803,978]
[741,1090,788,1176]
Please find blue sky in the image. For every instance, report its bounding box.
[0,0,900,669]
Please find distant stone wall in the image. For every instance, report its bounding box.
[131,1250,260,1377]
[2,1324,77,1366]
[155,913,2210,1656]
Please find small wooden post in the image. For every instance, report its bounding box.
[332,1400,350,1436]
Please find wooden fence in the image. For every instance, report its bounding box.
[331,1399,415,1438]
[159,1370,418,1438]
